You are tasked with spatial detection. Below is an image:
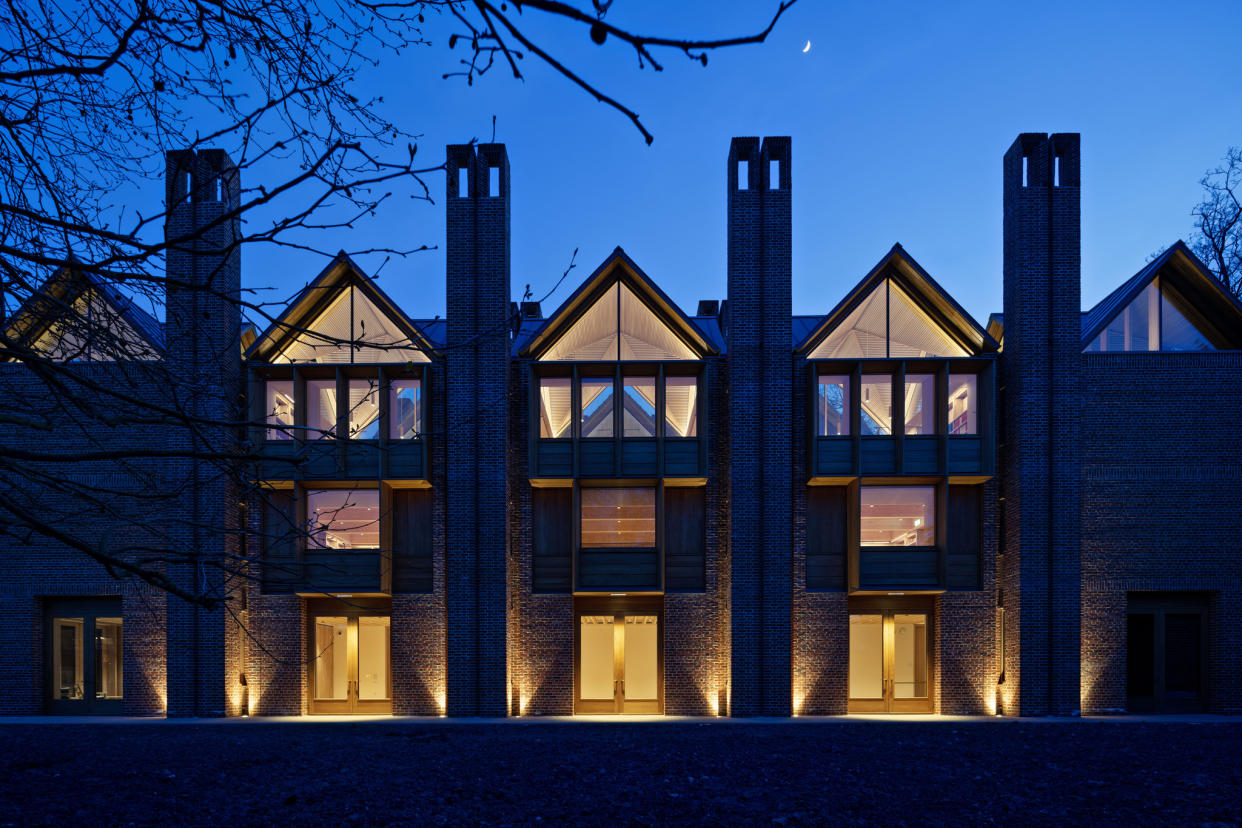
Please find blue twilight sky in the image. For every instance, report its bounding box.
[231,0,1242,330]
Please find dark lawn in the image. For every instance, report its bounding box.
[0,720,1238,826]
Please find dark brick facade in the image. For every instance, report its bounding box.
[4,134,1239,718]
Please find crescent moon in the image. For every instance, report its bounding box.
[802,40,811,53]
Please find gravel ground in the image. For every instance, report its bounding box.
[0,720,1239,826]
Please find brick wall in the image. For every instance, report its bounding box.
[999,133,1082,716]
[727,137,793,716]
[1080,351,1242,713]
[445,144,510,716]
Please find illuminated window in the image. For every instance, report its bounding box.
[860,375,891,436]
[904,374,934,435]
[539,377,572,438]
[580,488,655,547]
[306,379,336,439]
[623,377,657,437]
[347,379,379,439]
[861,487,934,547]
[1085,276,1228,352]
[816,375,849,436]
[948,374,977,435]
[810,279,968,359]
[390,379,421,439]
[265,380,294,440]
[581,378,615,438]
[664,376,698,437]
[541,282,697,362]
[307,489,379,549]
[273,285,429,364]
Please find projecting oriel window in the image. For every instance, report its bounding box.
[265,380,294,440]
[307,489,380,549]
[861,487,934,547]
[581,378,615,438]
[390,379,421,439]
[816,375,849,436]
[580,488,655,547]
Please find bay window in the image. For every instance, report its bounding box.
[580,488,656,547]
[861,486,934,547]
[307,489,380,549]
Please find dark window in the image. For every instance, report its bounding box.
[665,487,706,592]
[946,485,981,589]
[533,488,572,593]
[392,489,433,592]
[806,486,846,590]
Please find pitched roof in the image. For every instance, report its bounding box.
[516,246,718,360]
[3,264,165,357]
[1079,240,1242,348]
[796,244,998,356]
[244,251,437,363]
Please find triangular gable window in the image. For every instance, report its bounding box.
[273,284,429,364]
[32,289,157,362]
[541,282,697,361]
[809,278,968,359]
[1084,276,1226,353]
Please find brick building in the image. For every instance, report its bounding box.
[3,133,1241,717]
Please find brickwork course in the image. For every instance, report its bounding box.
[2,134,1240,718]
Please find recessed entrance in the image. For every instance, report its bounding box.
[1128,593,1208,713]
[45,597,124,715]
[848,605,933,713]
[306,598,391,715]
[574,597,662,714]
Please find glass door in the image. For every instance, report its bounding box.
[848,610,932,713]
[46,599,124,715]
[575,601,663,714]
[310,614,391,714]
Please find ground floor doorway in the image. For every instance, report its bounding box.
[306,598,392,715]
[45,597,124,715]
[848,597,934,713]
[1127,593,1209,713]
[574,596,663,714]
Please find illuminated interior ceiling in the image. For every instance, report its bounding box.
[809,278,969,359]
[1084,276,1224,353]
[274,285,429,364]
[542,282,698,362]
[33,290,157,361]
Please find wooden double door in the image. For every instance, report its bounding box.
[848,607,933,713]
[307,600,392,714]
[574,598,663,714]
